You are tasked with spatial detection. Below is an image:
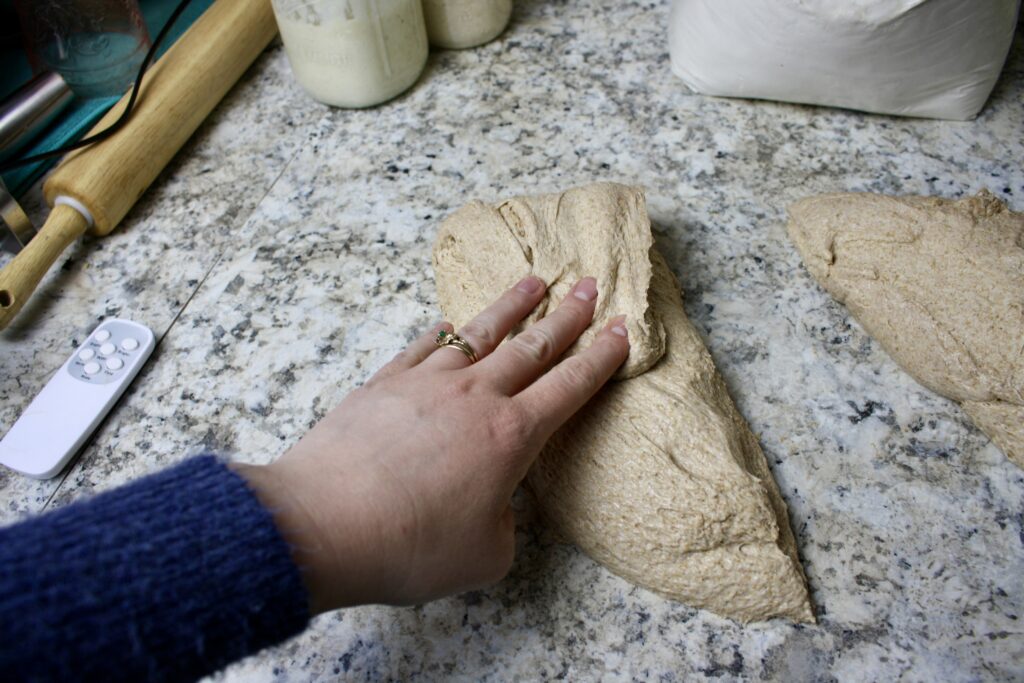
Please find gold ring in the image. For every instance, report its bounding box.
[435,329,478,363]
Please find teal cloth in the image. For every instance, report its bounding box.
[0,0,215,197]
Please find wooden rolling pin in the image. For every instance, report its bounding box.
[0,0,277,329]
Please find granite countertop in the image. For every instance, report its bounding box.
[1,1,1022,680]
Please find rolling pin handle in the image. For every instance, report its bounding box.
[0,203,89,328]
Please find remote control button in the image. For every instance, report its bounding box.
[94,329,111,342]
[121,338,139,351]
[106,357,124,371]
[78,348,96,361]
[99,342,116,356]
[84,362,101,375]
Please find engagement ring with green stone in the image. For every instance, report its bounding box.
[435,330,478,363]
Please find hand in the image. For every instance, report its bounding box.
[236,276,629,613]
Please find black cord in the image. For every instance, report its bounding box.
[0,0,196,174]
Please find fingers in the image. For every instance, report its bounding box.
[515,316,629,440]
[427,276,547,370]
[371,321,453,383]
[481,277,600,394]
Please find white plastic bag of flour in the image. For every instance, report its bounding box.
[668,0,1021,120]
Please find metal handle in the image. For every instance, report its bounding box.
[0,71,73,161]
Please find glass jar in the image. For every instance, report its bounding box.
[421,0,512,49]
[15,0,151,99]
[271,0,428,108]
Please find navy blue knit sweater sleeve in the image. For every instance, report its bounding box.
[0,455,310,682]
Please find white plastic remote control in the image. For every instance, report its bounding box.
[0,319,155,479]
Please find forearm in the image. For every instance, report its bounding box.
[0,455,310,683]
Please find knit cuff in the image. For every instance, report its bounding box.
[0,455,311,682]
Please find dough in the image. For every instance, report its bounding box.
[433,183,813,623]
[788,191,1024,469]
[434,183,665,379]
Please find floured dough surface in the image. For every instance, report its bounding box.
[434,182,813,623]
[788,190,1024,469]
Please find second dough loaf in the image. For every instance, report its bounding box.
[788,190,1024,469]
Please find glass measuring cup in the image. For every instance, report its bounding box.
[15,0,151,99]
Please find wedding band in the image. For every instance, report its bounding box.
[435,330,478,363]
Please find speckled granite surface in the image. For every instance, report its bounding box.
[1,1,1022,680]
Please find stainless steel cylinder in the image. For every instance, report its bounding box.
[0,71,73,161]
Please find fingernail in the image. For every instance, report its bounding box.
[516,276,543,294]
[573,277,598,302]
[610,315,628,337]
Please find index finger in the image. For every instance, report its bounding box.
[480,277,599,395]
[515,316,629,441]
[424,276,547,371]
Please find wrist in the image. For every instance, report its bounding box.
[232,461,339,614]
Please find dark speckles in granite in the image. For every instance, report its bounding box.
[1,0,1023,680]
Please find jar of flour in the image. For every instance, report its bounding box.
[271,0,428,108]
[422,0,512,49]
